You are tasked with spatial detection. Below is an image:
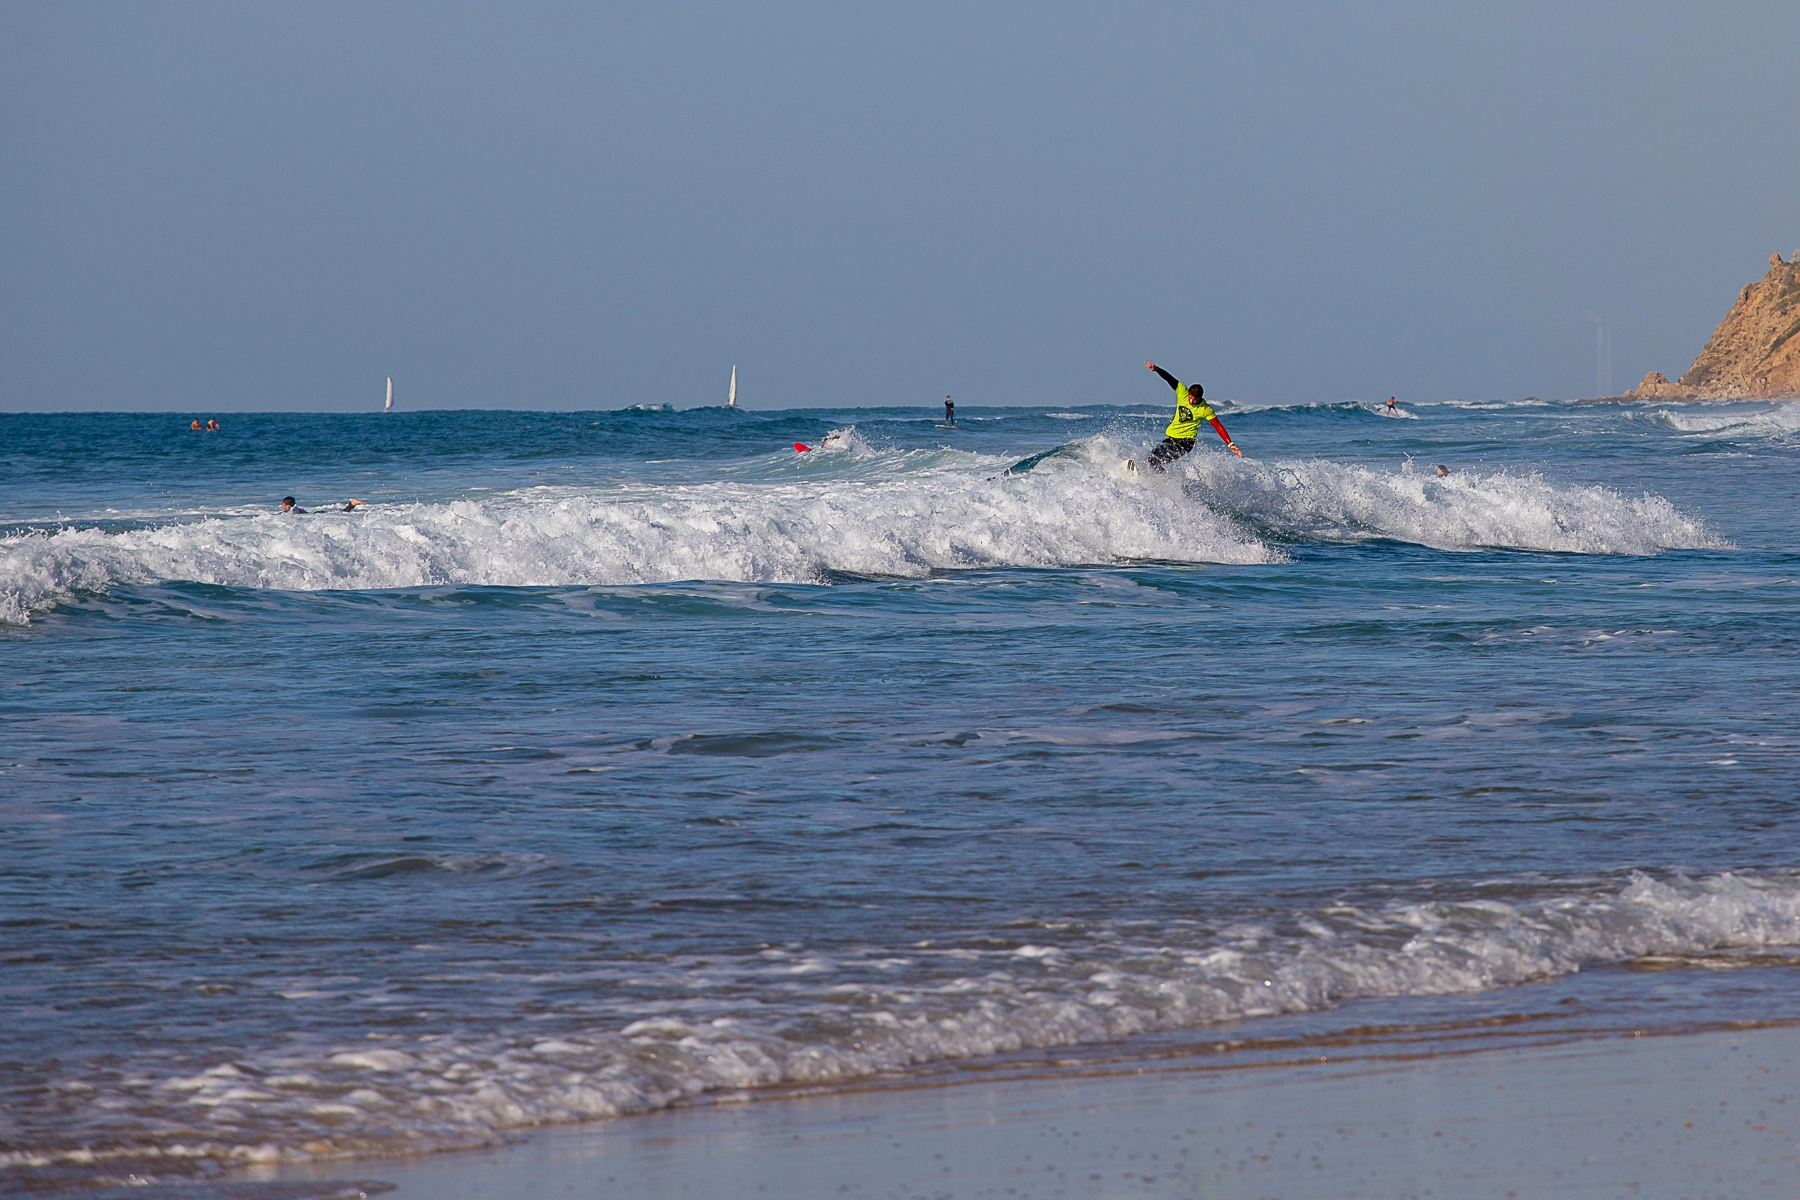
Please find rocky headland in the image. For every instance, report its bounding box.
[1627,251,1800,401]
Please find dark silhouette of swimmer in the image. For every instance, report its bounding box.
[280,497,306,513]
[342,499,364,511]
[945,395,955,426]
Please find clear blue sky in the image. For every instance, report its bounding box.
[4,1,1797,411]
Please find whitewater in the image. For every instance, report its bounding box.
[2,398,1797,1191]
[0,408,1732,625]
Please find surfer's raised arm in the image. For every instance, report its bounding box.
[1145,361,1181,391]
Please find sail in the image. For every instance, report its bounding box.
[385,377,393,412]
[728,365,737,407]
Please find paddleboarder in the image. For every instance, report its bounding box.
[1142,361,1241,471]
[945,395,955,427]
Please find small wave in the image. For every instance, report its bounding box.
[1179,457,1724,555]
[0,458,1272,623]
[14,871,1797,1176]
[1044,412,1091,420]
[1652,401,1800,441]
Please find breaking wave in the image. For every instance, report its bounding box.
[1653,401,1800,442]
[1179,456,1725,555]
[0,453,1270,624]
[1,435,1723,623]
[12,871,1798,1173]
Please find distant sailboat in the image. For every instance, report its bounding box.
[384,377,393,412]
[728,365,737,408]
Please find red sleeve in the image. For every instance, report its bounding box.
[1208,416,1233,445]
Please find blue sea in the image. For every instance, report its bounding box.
[4,397,1799,1192]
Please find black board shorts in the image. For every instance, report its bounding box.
[1145,436,1196,471]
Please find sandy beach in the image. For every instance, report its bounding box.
[248,1022,1799,1200]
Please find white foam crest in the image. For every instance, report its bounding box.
[800,424,875,457]
[1653,401,1800,441]
[1181,456,1724,554]
[25,871,1800,1170]
[0,468,1271,622]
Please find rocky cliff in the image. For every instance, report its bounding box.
[1628,251,1800,400]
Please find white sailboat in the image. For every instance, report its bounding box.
[728,364,737,408]
[384,377,393,412]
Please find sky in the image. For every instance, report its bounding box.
[3,1,1798,412]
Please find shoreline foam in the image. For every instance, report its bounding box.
[243,1021,1800,1200]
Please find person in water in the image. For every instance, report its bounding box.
[1142,361,1241,470]
[206,418,219,431]
[1386,397,1398,413]
[1435,464,1450,477]
[282,496,364,513]
[190,419,202,431]
[945,395,955,426]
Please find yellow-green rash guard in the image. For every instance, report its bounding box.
[1149,365,1235,448]
[1165,382,1216,439]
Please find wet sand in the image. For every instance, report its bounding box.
[262,1023,1800,1199]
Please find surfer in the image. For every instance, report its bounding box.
[190,419,202,431]
[1141,361,1241,471]
[1386,397,1398,413]
[282,496,364,513]
[206,418,220,431]
[1435,464,1450,477]
[945,395,955,427]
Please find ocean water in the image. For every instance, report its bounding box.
[3,398,1799,1192]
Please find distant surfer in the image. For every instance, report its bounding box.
[1386,397,1398,413]
[1435,464,1450,477]
[1141,361,1241,471]
[190,419,202,431]
[945,395,955,427]
[280,496,306,514]
[342,498,365,511]
[206,418,220,431]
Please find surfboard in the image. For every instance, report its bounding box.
[728,365,737,408]
[935,424,957,429]
[384,377,393,412]
[1004,444,1078,475]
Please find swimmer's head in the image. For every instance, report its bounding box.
[1435,465,1449,477]
[281,496,297,511]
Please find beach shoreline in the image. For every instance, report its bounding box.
[244,1021,1799,1200]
